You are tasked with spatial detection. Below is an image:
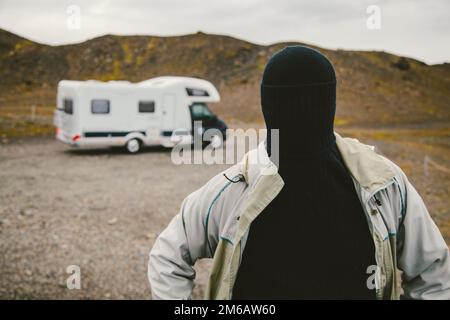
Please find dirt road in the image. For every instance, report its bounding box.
[0,128,449,299]
[0,138,230,299]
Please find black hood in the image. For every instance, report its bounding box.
[261,46,337,167]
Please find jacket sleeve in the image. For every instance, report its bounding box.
[397,173,450,299]
[147,185,219,300]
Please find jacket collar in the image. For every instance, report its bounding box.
[334,132,395,194]
[242,132,395,194]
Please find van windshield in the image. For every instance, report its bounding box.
[190,103,215,120]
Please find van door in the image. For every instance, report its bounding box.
[162,94,176,133]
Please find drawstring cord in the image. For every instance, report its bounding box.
[374,194,382,206]
[223,173,245,183]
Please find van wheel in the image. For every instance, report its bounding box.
[126,139,141,154]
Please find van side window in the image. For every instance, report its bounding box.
[91,99,110,114]
[63,98,73,114]
[138,101,155,113]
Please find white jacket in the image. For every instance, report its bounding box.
[148,133,450,299]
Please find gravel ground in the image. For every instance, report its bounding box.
[0,138,229,299]
[0,130,448,299]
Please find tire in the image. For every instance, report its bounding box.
[125,138,141,154]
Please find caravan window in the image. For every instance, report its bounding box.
[91,99,110,114]
[186,88,209,97]
[138,101,155,113]
[63,98,73,114]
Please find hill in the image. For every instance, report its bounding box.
[0,28,449,131]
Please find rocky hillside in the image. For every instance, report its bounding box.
[0,28,449,127]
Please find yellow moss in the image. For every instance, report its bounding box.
[136,55,145,66]
[369,131,392,140]
[334,118,349,126]
[113,60,122,78]
[256,58,266,71]
[223,49,238,59]
[147,38,157,50]
[121,41,134,64]
[99,60,122,81]
[14,40,33,52]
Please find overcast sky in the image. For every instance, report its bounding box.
[0,0,449,64]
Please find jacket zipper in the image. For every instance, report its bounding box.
[362,179,396,299]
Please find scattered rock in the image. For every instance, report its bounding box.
[258,50,266,57]
[24,269,32,276]
[20,208,34,216]
[392,57,410,71]
[146,233,156,240]
[78,212,88,219]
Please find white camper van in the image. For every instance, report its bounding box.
[54,76,227,153]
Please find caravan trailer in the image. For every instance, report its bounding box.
[54,76,227,153]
